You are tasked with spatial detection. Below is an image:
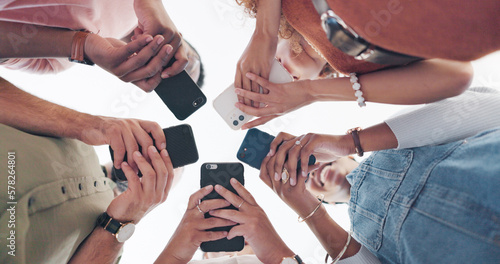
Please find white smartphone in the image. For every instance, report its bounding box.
[213,59,293,130]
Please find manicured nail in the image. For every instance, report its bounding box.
[302,170,307,177]
[215,185,222,191]
[267,149,274,156]
[157,35,164,45]
[161,142,167,150]
[161,73,169,78]
[230,178,237,184]
[235,89,241,95]
[165,45,173,54]
[274,172,280,181]
[290,177,296,186]
[204,185,212,190]
[234,102,240,108]
[223,231,228,236]
[134,151,142,157]
[161,149,169,156]
[245,72,253,79]
[149,146,158,153]
[121,162,128,168]
[145,36,153,43]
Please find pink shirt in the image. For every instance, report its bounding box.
[0,0,137,73]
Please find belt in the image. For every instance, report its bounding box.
[312,0,422,65]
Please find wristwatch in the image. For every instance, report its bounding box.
[281,255,303,264]
[312,0,421,65]
[96,212,135,243]
[69,30,95,65]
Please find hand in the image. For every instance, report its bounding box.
[234,73,314,128]
[85,33,173,92]
[79,116,166,171]
[133,0,188,78]
[209,179,294,264]
[235,33,278,107]
[263,132,354,187]
[157,186,235,264]
[307,157,357,204]
[106,146,173,223]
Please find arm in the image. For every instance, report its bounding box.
[0,77,166,171]
[0,21,172,91]
[70,146,174,263]
[235,0,281,107]
[235,59,473,128]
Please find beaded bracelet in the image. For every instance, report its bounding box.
[298,194,325,223]
[349,73,366,107]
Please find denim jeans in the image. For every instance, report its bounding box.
[347,128,500,263]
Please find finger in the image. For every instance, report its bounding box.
[267,152,280,185]
[188,185,214,209]
[213,184,246,208]
[250,74,261,108]
[209,208,245,223]
[140,121,166,151]
[160,149,174,202]
[199,199,231,212]
[234,88,266,105]
[115,35,165,77]
[198,231,228,243]
[120,44,173,84]
[199,217,237,230]
[235,70,244,103]
[121,128,140,171]
[226,225,245,240]
[300,134,316,178]
[246,72,272,91]
[259,155,273,188]
[235,102,277,117]
[148,146,167,195]
[133,71,162,92]
[269,132,295,157]
[121,161,141,191]
[132,151,156,193]
[286,142,301,186]
[161,44,188,78]
[114,34,154,63]
[131,123,154,161]
[229,178,257,205]
[241,115,278,130]
[274,139,296,181]
[111,135,126,169]
[241,73,252,106]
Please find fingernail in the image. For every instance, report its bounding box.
[209,210,215,214]
[121,162,128,168]
[161,143,167,150]
[290,178,296,186]
[215,185,222,191]
[157,35,164,45]
[230,178,237,184]
[234,102,240,108]
[161,149,169,156]
[235,89,241,95]
[246,72,252,78]
[223,231,228,236]
[267,149,274,156]
[134,151,142,157]
[145,36,153,42]
[150,146,158,153]
[166,45,173,54]
[302,170,307,177]
[274,172,280,181]
[161,73,169,78]
[204,185,212,190]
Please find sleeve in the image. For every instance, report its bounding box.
[337,245,381,264]
[0,58,73,74]
[385,87,500,149]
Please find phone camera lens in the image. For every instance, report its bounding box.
[239,115,244,121]
[205,164,211,170]
[193,97,204,107]
[233,120,239,126]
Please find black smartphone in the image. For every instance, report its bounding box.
[109,124,199,181]
[236,128,316,170]
[154,70,206,120]
[200,162,245,252]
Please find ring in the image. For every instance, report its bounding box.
[196,201,204,214]
[282,168,290,184]
[295,140,303,148]
[238,200,245,208]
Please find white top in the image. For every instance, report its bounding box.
[338,245,381,264]
[385,87,500,149]
[188,255,263,264]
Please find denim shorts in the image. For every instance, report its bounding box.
[347,128,500,263]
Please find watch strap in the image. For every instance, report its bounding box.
[97,212,121,234]
[294,255,303,264]
[69,30,95,65]
[347,127,364,157]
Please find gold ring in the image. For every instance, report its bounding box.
[281,168,290,184]
[238,200,245,208]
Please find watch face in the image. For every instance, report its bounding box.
[281,257,298,264]
[116,223,135,243]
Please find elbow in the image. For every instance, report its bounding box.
[444,61,474,98]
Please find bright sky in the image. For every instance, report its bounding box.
[0,0,498,263]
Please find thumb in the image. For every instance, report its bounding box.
[115,34,154,60]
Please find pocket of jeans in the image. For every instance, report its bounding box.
[349,149,413,251]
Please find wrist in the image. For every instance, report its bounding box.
[292,191,322,219]
[337,134,357,156]
[310,78,355,102]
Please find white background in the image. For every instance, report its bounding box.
[0,0,499,263]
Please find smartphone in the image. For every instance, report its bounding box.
[213,58,293,130]
[109,124,199,181]
[200,162,245,252]
[155,70,206,120]
[236,128,316,170]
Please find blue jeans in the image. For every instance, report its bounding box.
[347,128,500,263]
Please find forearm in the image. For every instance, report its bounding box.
[0,21,75,59]
[308,59,473,105]
[254,0,282,37]
[68,227,123,264]
[0,77,100,140]
[154,245,188,264]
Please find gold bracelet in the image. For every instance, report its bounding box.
[298,194,325,223]
[325,230,353,264]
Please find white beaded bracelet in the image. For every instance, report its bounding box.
[349,73,366,107]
